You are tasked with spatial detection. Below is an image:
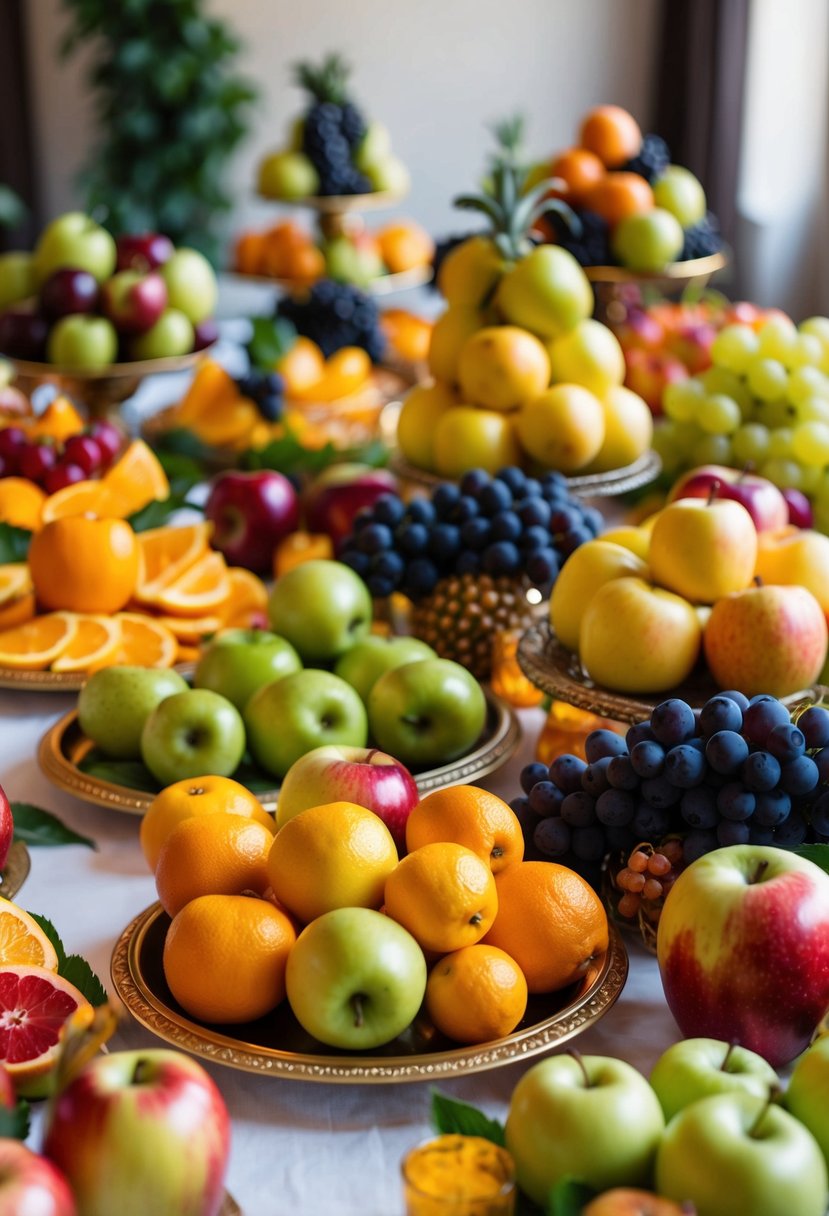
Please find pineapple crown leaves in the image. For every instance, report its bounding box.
[292,53,352,106]
[487,113,527,170]
[453,163,579,261]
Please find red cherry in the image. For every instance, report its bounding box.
[0,426,27,469]
[0,455,10,479]
[88,420,122,466]
[62,434,103,476]
[18,442,57,484]
[44,463,88,494]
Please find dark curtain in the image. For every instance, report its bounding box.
[0,0,40,251]
[653,0,751,244]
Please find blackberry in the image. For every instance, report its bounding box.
[622,133,670,183]
[276,280,386,361]
[235,371,285,422]
[680,213,723,261]
[547,208,612,268]
[294,56,369,196]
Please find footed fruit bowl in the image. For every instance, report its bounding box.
[586,251,728,325]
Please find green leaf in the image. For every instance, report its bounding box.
[61,954,108,1006]
[28,914,67,969]
[0,1100,30,1140]
[546,1179,595,1216]
[127,491,203,532]
[243,428,388,478]
[430,1090,505,1146]
[795,844,829,875]
[0,524,31,563]
[76,756,162,794]
[11,803,95,850]
[247,318,297,371]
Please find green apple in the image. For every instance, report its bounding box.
[46,314,118,369]
[78,666,189,758]
[655,1092,828,1216]
[324,236,384,287]
[505,1054,665,1204]
[650,1038,779,1122]
[140,689,246,785]
[354,122,391,173]
[653,165,707,228]
[193,629,301,711]
[547,317,625,396]
[33,211,117,285]
[367,658,487,766]
[0,252,35,310]
[267,559,372,665]
[785,1037,829,1168]
[364,155,411,195]
[130,309,194,360]
[611,209,685,272]
[334,635,436,704]
[159,249,217,324]
[285,907,426,1049]
[495,245,593,340]
[257,150,319,200]
[244,668,368,779]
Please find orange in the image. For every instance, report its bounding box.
[0,965,92,1094]
[266,801,398,925]
[289,347,372,403]
[39,481,106,524]
[0,565,32,607]
[579,105,643,168]
[101,439,169,515]
[0,899,59,970]
[0,480,46,532]
[50,614,121,672]
[190,398,260,449]
[584,173,654,228]
[220,567,268,628]
[150,551,230,617]
[27,397,85,444]
[279,243,326,284]
[376,221,435,274]
[425,944,528,1044]
[108,613,177,668]
[0,594,35,631]
[549,147,606,204]
[278,337,326,396]
[483,861,609,994]
[29,516,139,614]
[174,360,238,427]
[163,893,295,1023]
[405,786,524,874]
[154,812,274,917]
[234,230,267,276]
[135,521,212,600]
[381,309,433,364]
[0,612,78,670]
[384,842,498,954]
[140,774,274,871]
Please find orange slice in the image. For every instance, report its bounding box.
[27,397,85,443]
[191,398,260,448]
[51,614,121,673]
[153,613,224,643]
[0,479,47,531]
[0,565,33,607]
[0,612,78,670]
[110,613,177,668]
[40,480,107,525]
[0,965,92,1095]
[175,360,238,426]
[221,567,268,625]
[176,643,201,664]
[152,551,231,618]
[100,439,169,516]
[135,522,212,600]
[0,593,35,631]
[0,900,59,969]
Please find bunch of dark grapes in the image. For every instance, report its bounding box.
[512,692,829,896]
[546,209,612,268]
[622,133,671,184]
[339,465,604,600]
[294,57,371,196]
[680,213,723,261]
[234,371,285,423]
[0,418,121,493]
[276,281,386,362]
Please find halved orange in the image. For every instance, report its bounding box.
[0,594,35,631]
[0,479,47,531]
[153,613,224,643]
[135,522,212,601]
[0,900,59,969]
[152,551,231,618]
[0,613,78,670]
[100,440,169,516]
[221,567,268,628]
[40,481,107,525]
[110,613,177,668]
[0,565,33,607]
[51,614,121,673]
[0,965,92,1095]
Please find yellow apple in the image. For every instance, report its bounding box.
[428,307,484,385]
[438,235,504,307]
[649,499,758,604]
[547,319,625,396]
[584,385,654,473]
[580,577,702,693]
[396,382,456,469]
[432,406,521,478]
[516,384,605,472]
[550,540,650,650]
[754,527,829,614]
[457,327,551,411]
[599,526,650,561]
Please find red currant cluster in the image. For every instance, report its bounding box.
[614,839,684,920]
[0,419,121,493]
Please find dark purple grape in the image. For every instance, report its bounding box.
[478,480,513,515]
[369,550,404,582]
[607,754,639,791]
[705,731,749,775]
[460,518,491,550]
[699,695,744,738]
[632,805,671,839]
[778,755,819,796]
[519,526,552,553]
[571,826,607,861]
[581,506,605,534]
[482,541,521,576]
[605,824,638,853]
[560,791,598,827]
[396,521,429,555]
[509,795,530,816]
[683,830,719,862]
[641,775,682,808]
[520,762,549,794]
[428,523,460,562]
[753,788,791,827]
[559,526,593,555]
[367,574,395,598]
[534,816,571,858]
[516,497,551,528]
[340,548,370,577]
[748,825,776,846]
[460,468,490,497]
[432,482,461,516]
[716,784,756,821]
[585,729,628,763]
[356,522,393,554]
[741,751,782,793]
[456,551,480,576]
[664,743,706,789]
[810,791,829,836]
[372,494,406,527]
[766,723,806,763]
[680,787,718,829]
[495,466,527,496]
[550,754,587,795]
[528,781,564,817]
[595,789,636,826]
[630,740,666,779]
[526,550,560,584]
[626,722,655,749]
[720,689,750,712]
[743,697,791,747]
[581,757,613,797]
[401,558,439,598]
[489,511,522,542]
[650,699,696,747]
[404,498,435,525]
[448,495,479,524]
[816,747,829,784]
[774,811,808,847]
[797,706,829,751]
[549,505,583,534]
[717,820,751,847]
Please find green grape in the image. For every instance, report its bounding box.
[798,465,821,494]
[791,421,829,467]
[731,423,771,466]
[663,377,705,422]
[792,395,829,424]
[747,358,789,402]
[760,458,804,490]
[786,367,829,406]
[812,499,829,536]
[813,470,829,507]
[699,367,753,416]
[710,324,760,374]
[697,394,741,435]
[693,434,733,466]
[768,427,794,459]
[800,316,829,345]
[753,397,795,429]
[757,316,799,362]
[783,333,823,371]
[652,422,686,475]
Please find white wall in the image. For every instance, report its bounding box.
[25,0,660,252]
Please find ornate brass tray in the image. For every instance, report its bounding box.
[390,450,662,500]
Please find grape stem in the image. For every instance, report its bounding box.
[568,1049,591,1088]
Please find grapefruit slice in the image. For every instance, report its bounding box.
[51,615,121,673]
[0,901,59,970]
[0,965,92,1095]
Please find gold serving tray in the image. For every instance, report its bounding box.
[111,904,627,1084]
[225,264,432,297]
[0,661,194,695]
[390,450,662,500]
[38,688,521,817]
[257,189,408,214]
[0,842,31,901]
[584,251,728,286]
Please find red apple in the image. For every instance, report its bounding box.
[192,318,220,351]
[624,349,689,416]
[657,845,829,1068]
[303,463,398,550]
[668,465,789,533]
[0,308,48,362]
[0,1141,76,1216]
[39,268,99,321]
[0,785,13,873]
[101,270,168,335]
[206,469,300,573]
[115,233,174,273]
[613,308,665,353]
[276,744,419,849]
[43,1049,230,1216]
[782,487,814,529]
[665,322,716,374]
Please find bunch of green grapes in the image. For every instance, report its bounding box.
[654,314,829,531]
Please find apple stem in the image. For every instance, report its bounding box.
[132,1059,152,1085]
[748,1086,783,1138]
[749,859,770,885]
[753,575,764,588]
[707,481,721,506]
[737,463,755,481]
[567,1049,591,1088]
[721,1042,737,1071]
[351,994,365,1029]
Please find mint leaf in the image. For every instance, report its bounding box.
[546,1179,595,1216]
[27,914,67,970]
[0,524,31,562]
[430,1090,505,1146]
[0,1100,30,1140]
[794,844,829,875]
[247,317,297,370]
[11,804,95,850]
[61,955,108,1007]
[76,756,162,794]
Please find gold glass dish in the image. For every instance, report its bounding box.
[38,689,521,816]
[226,264,432,297]
[111,905,627,1084]
[0,660,194,695]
